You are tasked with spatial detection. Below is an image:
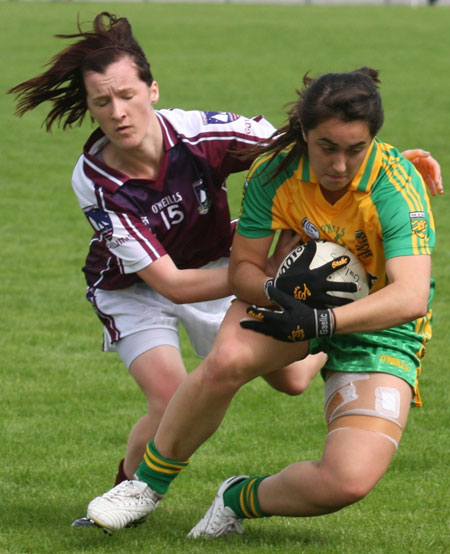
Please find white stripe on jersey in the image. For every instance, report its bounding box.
[96,186,107,211]
[155,112,176,148]
[90,248,115,288]
[180,134,267,147]
[121,213,161,260]
[83,155,124,187]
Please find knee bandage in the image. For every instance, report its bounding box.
[324,373,407,449]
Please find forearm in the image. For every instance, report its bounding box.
[229,233,276,306]
[229,261,270,306]
[174,267,232,303]
[333,282,428,334]
[138,260,231,304]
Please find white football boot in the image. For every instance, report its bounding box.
[188,475,248,538]
[87,480,162,534]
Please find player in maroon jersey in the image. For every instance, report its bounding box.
[9,12,442,531]
[8,13,326,523]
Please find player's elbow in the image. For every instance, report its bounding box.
[228,265,252,301]
[416,298,429,319]
[149,278,185,304]
[163,289,185,304]
[411,302,429,320]
[401,296,429,322]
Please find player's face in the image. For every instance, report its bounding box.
[84,56,159,151]
[302,118,372,203]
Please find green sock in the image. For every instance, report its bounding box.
[223,476,271,519]
[135,440,189,495]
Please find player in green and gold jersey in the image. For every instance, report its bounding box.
[188,67,435,536]
[237,112,434,406]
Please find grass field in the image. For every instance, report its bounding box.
[1,2,449,553]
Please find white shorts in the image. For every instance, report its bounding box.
[88,258,233,368]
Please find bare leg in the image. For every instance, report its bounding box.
[264,352,327,396]
[124,346,187,477]
[154,300,309,461]
[257,374,412,516]
[258,429,395,516]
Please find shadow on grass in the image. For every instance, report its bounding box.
[0,494,337,554]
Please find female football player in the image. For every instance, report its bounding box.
[83,67,437,537]
[8,12,339,523]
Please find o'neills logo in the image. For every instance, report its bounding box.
[380,355,410,372]
[331,256,349,269]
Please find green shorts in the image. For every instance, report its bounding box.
[310,312,433,407]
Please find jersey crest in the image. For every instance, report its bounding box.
[410,211,428,240]
[192,179,210,214]
[301,217,320,239]
[84,206,113,239]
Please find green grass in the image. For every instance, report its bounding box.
[1,2,449,553]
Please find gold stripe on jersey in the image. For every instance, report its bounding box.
[353,140,382,192]
[379,146,433,255]
[245,146,291,182]
[414,306,433,341]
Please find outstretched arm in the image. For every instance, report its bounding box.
[138,255,231,304]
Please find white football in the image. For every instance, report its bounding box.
[276,240,369,305]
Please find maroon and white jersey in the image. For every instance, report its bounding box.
[72,109,275,290]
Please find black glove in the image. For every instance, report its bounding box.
[241,285,335,342]
[266,240,357,308]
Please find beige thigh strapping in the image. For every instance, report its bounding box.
[324,372,411,448]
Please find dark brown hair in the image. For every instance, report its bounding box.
[244,67,384,182]
[8,12,153,131]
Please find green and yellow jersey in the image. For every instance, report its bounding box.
[238,138,434,294]
[237,138,435,405]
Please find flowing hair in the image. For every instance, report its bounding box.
[8,12,153,131]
